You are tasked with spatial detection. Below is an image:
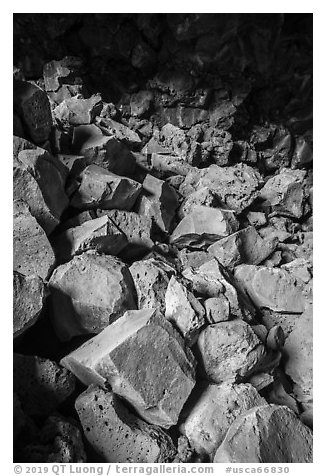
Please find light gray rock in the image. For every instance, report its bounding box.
[196,320,266,383]
[75,385,176,463]
[170,206,239,248]
[13,271,47,338]
[180,382,266,460]
[204,296,231,323]
[165,275,206,344]
[178,187,224,219]
[234,264,306,313]
[49,253,136,341]
[151,153,194,177]
[95,117,142,150]
[53,94,102,127]
[70,164,142,211]
[246,211,267,227]
[61,308,196,428]
[13,200,55,280]
[214,404,313,463]
[178,249,211,270]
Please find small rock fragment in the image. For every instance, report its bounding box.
[204,296,231,323]
[196,320,266,383]
[214,404,312,463]
[49,253,136,340]
[61,308,196,428]
[75,385,176,463]
[246,211,267,227]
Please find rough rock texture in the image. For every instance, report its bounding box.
[180,382,266,459]
[49,253,136,340]
[76,385,176,463]
[61,308,196,428]
[214,404,313,463]
[13,271,47,338]
[53,94,102,127]
[13,200,55,280]
[13,353,76,417]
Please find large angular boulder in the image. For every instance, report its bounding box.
[70,164,142,211]
[14,148,69,234]
[234,264,306,313]
[214,404,313,463]
[13,271,47,338]
[180,382,266,459]
[75,386,176,463]
[61,308,196,428]
[13,353,76,417]
[196,320,266,383]
[53,94,102,127]
[170,205,239,248]
[179,163,261,214]
[13,200,55,280]
[49,252,136,341]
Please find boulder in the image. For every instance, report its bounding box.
[214,404,313,463]
[170,205,239,248]
[178,187,224,219]
[151,153,194,177]
[61,308,196,428]
[137,174,179,233]
[13,271,47,338]
[95,117,142,150]
[180,382,266,460]
[75,385,176,463]
[14,148,69,234]
[49,252,136,341]
[52,215,128,261]
[13,200,55,280]
[70,164,142,211]
[204,296,231,323]
[234,264,306,313]
[43,56,84,92]
[291,134,313,169]
[208,226,277,269]
[165,275,206,344]
[196,320,266,383]
[13,353,76,417]
[179,163,261,214]
[53,94,102,127]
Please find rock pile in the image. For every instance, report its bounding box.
[13,13,312,464]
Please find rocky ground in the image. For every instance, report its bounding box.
[13,13,313,463]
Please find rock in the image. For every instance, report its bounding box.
[13,80,52,144]
[266,325,285,351]
[259,168,307,218]
[131,90,153,117]
[248,372,274,391]
[161,106,209,129]
[178,187,225,219]
[95,117,142,150]
[18,414,86,463]
[201,128,233,166]
[61,308,196,428]
[267,376,300,414]
[13,353,76,417]
[52,215,128,261]
[170,206,239,248]
[165,275,206,344]
[179,163,261,214]
[97,209,154,256]
[137,174,179,233]
[129,258,175,313]
[180,382,266,460]
[284,306,312,407]
[182,259,255,321]
[196,320,266,383]
[246,211,267,227]
[262,250,283,268]
[13,271,47,338]
[178,249,211,270]
[175,436,195,463]
[234,264,306,313]
[43,56,84,92]
[151,153,194,177]
[291,134,313,169]
[204,296,231,323]
[260,309,302,339]
[13,393,27,442]
[261,126,293,172]
[72,124,136,176]
[75,385,176,463]
[142,136,173,155]
[214,404,312,463]
[53,94,102,127]
[70,164,142,211]
[208,226,277,269]
[49,252,136,341]
[13,200,55,280]
[13,135,37,161]
[14,148,69,234]
[160,123,201,165]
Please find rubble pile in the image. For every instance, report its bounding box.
[13,13,313,463]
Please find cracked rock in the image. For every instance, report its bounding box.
[95,117,142,150]
[49,252,136,340]
[61,308,196,428]
[214,404,313,463]
[43,56,84,92]
[13,271,47,338]
[204,296,231,323]
[53,94,102,127]
[14,353,76,417]
[196,320,266,383]
[75,385,176,463]
[178,187,226,219]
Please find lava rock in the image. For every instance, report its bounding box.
[53,94,102,127]
[95,117,142,150]
[75,385,176,463]
[61,308,196,428]
[49,252,136,341]
[178,187,225,219]
[43,56,84,92]
[204,296,231,323]
[151,153,194,177]
[131,90,153,117]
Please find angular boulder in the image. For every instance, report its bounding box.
[53,94,102,127]
[49,252,136,340]
[95,117,142,150]
[61,308,196,428]
[204,296,231,324]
